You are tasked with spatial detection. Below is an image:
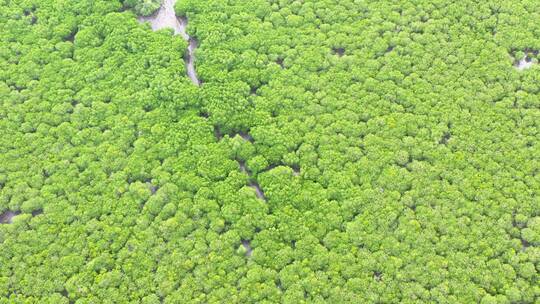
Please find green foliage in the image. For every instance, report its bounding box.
[1,0,539,302]
[124,0,162,17]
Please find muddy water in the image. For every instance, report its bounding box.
[0,211,20,224]
[242,240,253,257]
[178,17,200,86]
[516,57,534,70]
[238,161,267,201]
[138,0,200,86]
[239,161,248,174]
[250,182,267,201]
[238,132,254,143]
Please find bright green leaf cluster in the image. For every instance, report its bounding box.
[124,0,162,16]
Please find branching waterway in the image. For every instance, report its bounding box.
[137,3,265,257]
[138,0,200,86]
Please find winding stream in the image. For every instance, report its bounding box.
[138,3,267,256]
[239,160,267,201]
[137,0,200,86]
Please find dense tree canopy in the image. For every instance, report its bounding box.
[123,0,162,16]
[1,0,539,303]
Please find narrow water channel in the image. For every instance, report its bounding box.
[137,0,200,86]
[238,160,267,201]
[516,57,534,71]
[0,211,20,224]
[242,240,253,257]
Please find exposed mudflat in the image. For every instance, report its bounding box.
[516,57,534,70]
[178,16,200,86]
[138,0,200,85]
[137,0,181,34]
[0,211,20,224]
[238,161,267,201]
[242,240,253,257]
[250,182,266,201]
[239,161,248,174]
